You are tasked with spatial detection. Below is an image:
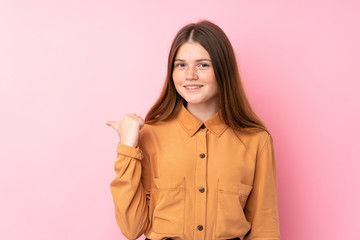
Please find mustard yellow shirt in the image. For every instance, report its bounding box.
[110,104,280,240]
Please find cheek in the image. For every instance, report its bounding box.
[172,73,183,94]
[172,71,181,85]
[200,70,215,81]
[207,76,218,94]
[202,73,217,87]
[209,83,219,95]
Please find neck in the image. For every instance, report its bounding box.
[186,102,219,122]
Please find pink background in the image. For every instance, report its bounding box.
[1,0,359,239]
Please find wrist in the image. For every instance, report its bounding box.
[119,140,137,148]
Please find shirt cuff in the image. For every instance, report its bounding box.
[116,143,144,160]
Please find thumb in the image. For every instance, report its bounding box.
[106,121,120,130]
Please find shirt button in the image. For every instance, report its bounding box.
[200,123,206,129]
[197,225,203,231]
[200,153,205,158]
[199,187,205,193]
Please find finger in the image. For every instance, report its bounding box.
[129,113,141,117]
[135,117,144,126]
[139,119,145,127]
[128,114,143,123]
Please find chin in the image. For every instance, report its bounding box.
[182,96,201,103]
[184,100,206,105]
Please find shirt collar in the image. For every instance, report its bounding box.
[176,104,228,138]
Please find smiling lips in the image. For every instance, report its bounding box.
[184,85,203,91]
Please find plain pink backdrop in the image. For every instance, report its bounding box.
[1,0,359,239]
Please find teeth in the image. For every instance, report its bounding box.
[185,85,202,89]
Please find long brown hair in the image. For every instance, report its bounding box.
[145,20,267,133]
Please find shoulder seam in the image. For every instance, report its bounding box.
[258,133,271,157]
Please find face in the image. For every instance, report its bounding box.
[172,41,219,109]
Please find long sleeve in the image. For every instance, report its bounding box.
[109,105,281,239]
[110,142,151,240]
[244,134,280,240]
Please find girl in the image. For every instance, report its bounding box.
[107,20,280,240]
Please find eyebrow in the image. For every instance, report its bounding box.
[174,59,212,62]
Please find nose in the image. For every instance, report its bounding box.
[185,66,198,80]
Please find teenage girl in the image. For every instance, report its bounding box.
[107,20,280,240]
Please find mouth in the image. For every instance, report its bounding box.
[184,85,204,89]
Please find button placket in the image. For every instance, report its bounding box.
[194,129,207,239]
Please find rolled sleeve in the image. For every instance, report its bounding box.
[110,141,150,239]
[117,143,144,161]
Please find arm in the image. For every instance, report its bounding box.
[110,141,151,240]
[244,134,280,240]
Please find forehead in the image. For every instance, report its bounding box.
[175,41,211,60]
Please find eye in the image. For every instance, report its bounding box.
[174,63,185,68]
[199,63,209,69]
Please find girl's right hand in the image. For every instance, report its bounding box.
[106,113,145,147]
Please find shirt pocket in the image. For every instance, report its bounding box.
[152,177,186,235]
[215,179,253,238]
